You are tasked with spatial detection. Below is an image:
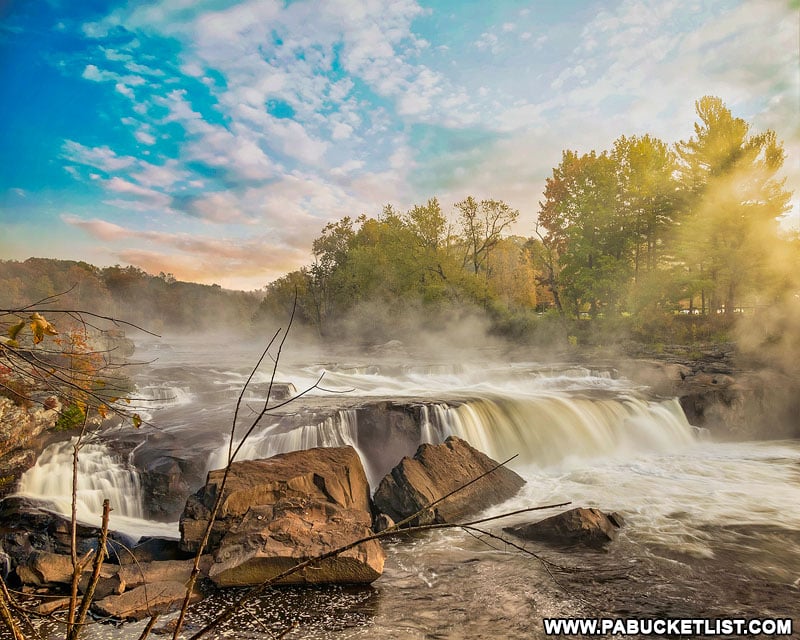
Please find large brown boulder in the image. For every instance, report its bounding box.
[373,436,525,526]
[504,507,623,548]
[14,551,73,586]
[208,501,384,587]
[180,446,384,587]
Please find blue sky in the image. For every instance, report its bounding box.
[1,0,798,290]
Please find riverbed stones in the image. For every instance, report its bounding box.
[92,580,202,621]
[180,446,384,587]
[0,497,129,577]
[504,507,623,548]
[373,436,525,525]
[14,551,73,585]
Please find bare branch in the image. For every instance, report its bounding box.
[0,576,26,640]
[187,500,571,640]
[67,500,110,640]
[0,307,160,338]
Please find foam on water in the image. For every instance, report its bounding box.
[15,439,178,540]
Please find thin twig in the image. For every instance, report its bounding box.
[0,575,26,640]
[186,501,571,640]
[0,306,160,337]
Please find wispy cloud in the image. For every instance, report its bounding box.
[3,0,794,289]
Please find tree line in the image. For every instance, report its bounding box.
[255,96,795,343]
[2,96,795,345]
[0,259,261,334]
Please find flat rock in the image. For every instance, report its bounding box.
[117,558,211,591]
[33,597,72,615]
[92,580,202,621]
[15,551,73,585]
[373,436,525,525]
[504,507,623,548]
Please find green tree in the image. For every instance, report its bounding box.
[674,96,792,314]
[538,150,629,317]
[612,134,678,281]
[455,197,520,275]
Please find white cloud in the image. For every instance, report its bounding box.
[331,121,354,140]
[66,0,798,287]
[61,215,129,241]
[105,177,172,208]
[62,140,136,172]
[475,32,500,54]
[134,130,156,145]
[83,64,145,86]
[115,82,135,99]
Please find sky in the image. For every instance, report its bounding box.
[1,0,798,291]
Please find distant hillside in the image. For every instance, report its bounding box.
[0,258,262,334]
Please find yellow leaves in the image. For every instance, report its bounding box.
[132,413,142,428]
[28,313,59,345]
[8,320,25,341]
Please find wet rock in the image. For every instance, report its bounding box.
[208,502,384,587]
[15,551,73,585]
[504,507,623,548]
[78,565,124,599]
[0,497,137,582]
[92,581,202,621]
[373,512,395,533]
[128,430,209,521]
[117,536,193,565]
[373,436,525,526]
[32,597,71,615]
[116,558,210,591]
[180,446,383,587]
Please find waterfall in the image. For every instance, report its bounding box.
[16,439,145,521]
[422,395,696,468]
[207,409,381,483]
[207,393,696,488]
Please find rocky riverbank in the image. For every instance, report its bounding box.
[0,397,61,498]
[1,437,530,622]
[613,343,800,439]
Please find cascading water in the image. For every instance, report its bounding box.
[206,409,385,485]
[12,338,797,638]
[17,438,144,520]
[425,395,696,468]
[15,438,179,539]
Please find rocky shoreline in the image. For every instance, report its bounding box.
[1,437,543,623]
[1,341,798,629]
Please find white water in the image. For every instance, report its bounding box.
[432,395,696,468]
[15,439,178,540]
[206,409,383,482]
[204,392,696,492]
[12,340,800,637]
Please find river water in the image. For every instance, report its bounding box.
[12,337,800,639]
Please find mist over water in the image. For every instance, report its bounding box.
[14,336,800,638]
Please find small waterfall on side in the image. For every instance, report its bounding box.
[423,395,696,468]
[16,439,145,521]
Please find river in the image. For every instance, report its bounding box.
[13,336,800,639]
